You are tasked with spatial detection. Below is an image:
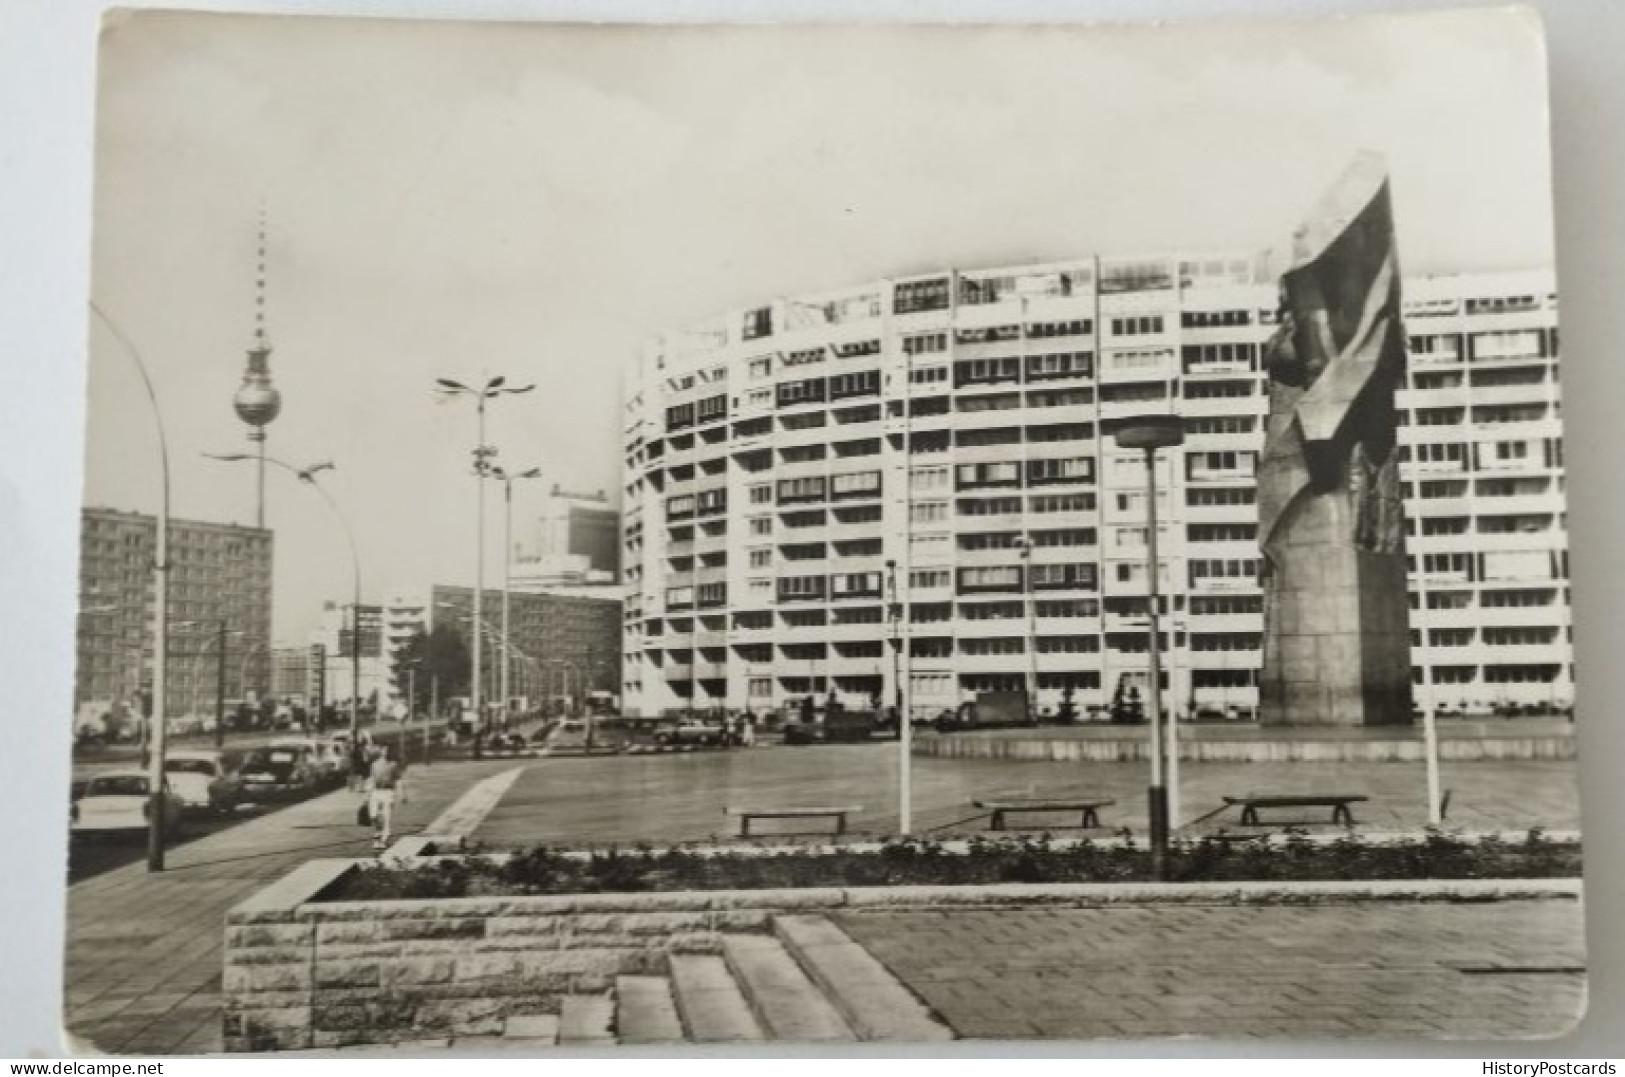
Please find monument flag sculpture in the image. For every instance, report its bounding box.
[1257,152,1414,727]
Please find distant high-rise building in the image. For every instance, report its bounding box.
[75,507,273,724]
[308,602,387,709]
[382,583,622,707]
[269,646,311,703]
[513,485,620,586]
[619,257,1570,721]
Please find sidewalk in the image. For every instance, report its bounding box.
[63,759,521,1056]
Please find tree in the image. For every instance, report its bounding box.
[392,624,470,715]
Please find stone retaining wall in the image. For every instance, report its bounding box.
[222,858,1581,1051]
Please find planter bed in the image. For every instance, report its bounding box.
[328,830,1581,901]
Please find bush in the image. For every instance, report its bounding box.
[321,830,1582,902]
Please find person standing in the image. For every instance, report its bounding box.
[366,745,405,851]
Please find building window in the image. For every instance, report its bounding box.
[958,566,1023,594]
[1026,457,1094,486]
[830,471,882,499]
[903,332,948,356]
[894,278,951,315]
[956,462,1022,489]
[954,358,1022,388]
[1181,309,1252,328]
[742,306,773,341]
[748,548,772,569]
[909,569,952,590]
[1029,493,1095,514]
[911,502,949,525]
[1110,315,1165,336]
[777,378,827,407]
[777,575,826,602]
[748,484,773,505]
[829,370,880,400]
[776,477,827,504]
[1030,563,1098,591]
[831,572,882,598]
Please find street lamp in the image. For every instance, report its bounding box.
[1112,414,1185,880]
[434,376,535,735]
[885,559,912,834]
[1014,536,1040,722]
[489,464,543,729]
[204,454,363,739]
[90,302,173,872]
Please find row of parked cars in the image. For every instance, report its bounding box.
[70,734,359,838]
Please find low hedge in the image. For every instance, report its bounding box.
[324,829,1581,902]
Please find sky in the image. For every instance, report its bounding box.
[83,8,1556,645]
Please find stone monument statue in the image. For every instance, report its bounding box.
[1257,152,1413,727]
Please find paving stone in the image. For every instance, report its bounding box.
[502,1013,559,1044]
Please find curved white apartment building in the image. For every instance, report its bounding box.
[620,256,1569,722]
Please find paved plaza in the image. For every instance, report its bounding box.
[834,899,1587,1041]
[471,742,1582,847]
[60,742,1587,1054]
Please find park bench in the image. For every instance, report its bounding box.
[726,805,864,837]
[1223,793,1369,827]
[973,797,1115,832]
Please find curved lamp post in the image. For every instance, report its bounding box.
[489,464,543,729]
[434,376,535,735]
[90,302,173,872]
[205,454,363,739]
[1111,414,1184,881]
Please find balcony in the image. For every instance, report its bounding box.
[1469,381,1556,407]
[951,404,1029,431]
[663,663,694,681]
[952,651,1031,674]
[1185,649,1259,671]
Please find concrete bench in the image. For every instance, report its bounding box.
[726,805,863,837]
[973,798,1115,831]
[1223,794,1369,827]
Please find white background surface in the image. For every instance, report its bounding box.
[2,0,1621,1059]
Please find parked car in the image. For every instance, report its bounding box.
[71,771,183,837]
[237,744,323,798]
[654,719,725,748]
[164,749,243,814]
[271,737,345,783]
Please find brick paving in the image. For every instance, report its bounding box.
[63,759,512,1056]
[834,899,1588,1042]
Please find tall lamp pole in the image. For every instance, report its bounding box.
[91,302,173,872]
[1015,536,1039,721]
[1112,415,1184,880]
[490,464,543,729]
[434,376,535,735]
[886,559,912,834]
[205,454,361,737]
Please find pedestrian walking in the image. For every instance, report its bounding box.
[366,745,406,851]
[348,737,369,793]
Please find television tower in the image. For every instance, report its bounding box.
[232,205,283,528]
